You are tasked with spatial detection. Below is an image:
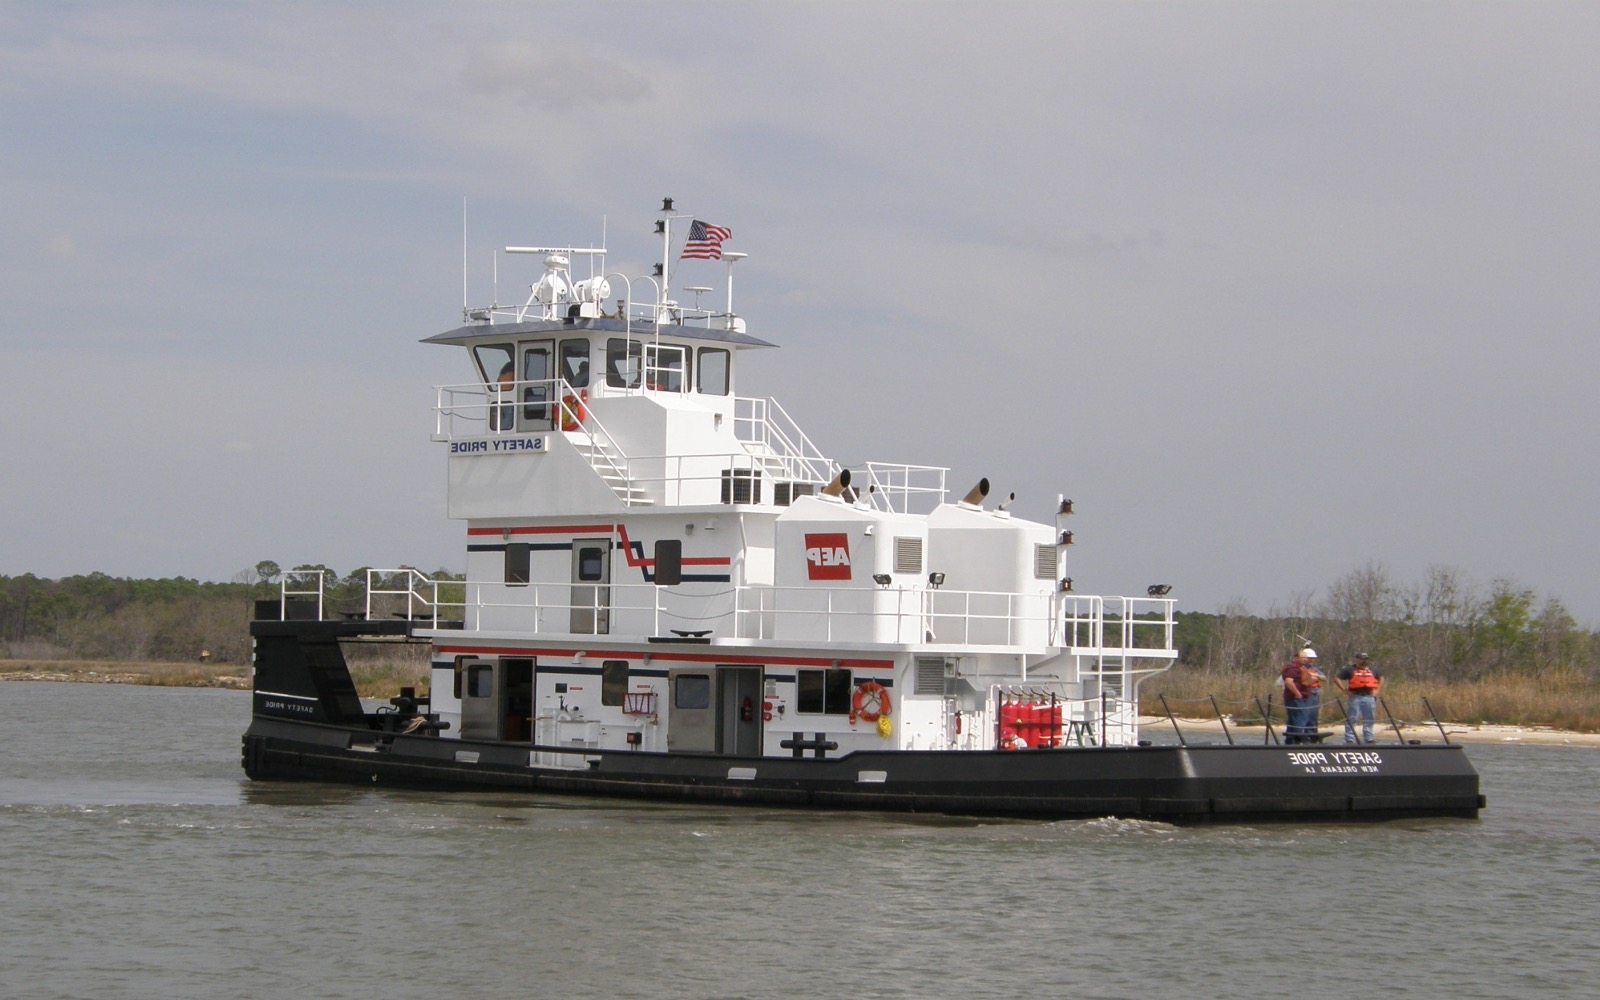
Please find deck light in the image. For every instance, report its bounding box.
[873,574,893,588]
[1148,584,1172,597]
[928,572,945,589]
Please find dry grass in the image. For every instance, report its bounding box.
[348,658,433,699]
[1144,665,1600,732]
[0,659,249,688]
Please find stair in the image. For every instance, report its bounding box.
[574,436,652,506]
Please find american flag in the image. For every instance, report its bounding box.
[680,220,732,260]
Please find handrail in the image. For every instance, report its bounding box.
[351,571,1175,661]
[733,396,832,485]
[364,568,463,628]
[279,570,328,620]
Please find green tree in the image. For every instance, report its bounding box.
[1476,579,1537,672]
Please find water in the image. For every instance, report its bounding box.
[1,682,1596,1000]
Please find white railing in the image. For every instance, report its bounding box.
[278,569,329,620]
[857,463,949,515]
[734,396,832,486]
[364,568,463,628]
[392,577,1172,655]
[1058,595,1178,655]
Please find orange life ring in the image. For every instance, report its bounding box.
[852,681,892,722]
[559,390,588,431]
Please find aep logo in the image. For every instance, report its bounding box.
[804,532,852,581]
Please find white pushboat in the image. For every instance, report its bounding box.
[243,202,1482,822]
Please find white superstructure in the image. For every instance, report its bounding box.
[352,207,1178,762]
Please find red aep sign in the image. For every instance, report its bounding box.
[804,532,852,580]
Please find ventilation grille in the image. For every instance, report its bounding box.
[1034,543,1058,580]
[775,482,815,506]
[721,469,762,505]
[914,656,948,696]
[895,536,924,575]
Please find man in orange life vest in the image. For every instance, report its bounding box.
[1280,646,1324,744]
[1337,653,1384,744]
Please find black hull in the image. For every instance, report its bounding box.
[242,716,1484,823]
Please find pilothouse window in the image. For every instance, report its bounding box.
[606,339,642,388]
[697,348,729,395]
[521,343,552,422]
[474,344,516,431]
[560,339,590,389]
[644,344,686,393]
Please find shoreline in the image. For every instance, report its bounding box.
[5,661,1595,745]
[1145,716,1600,747]
[0,660,249,689]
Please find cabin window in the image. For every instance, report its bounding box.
[505,542,530,586]
[559,339,591,389]
[606,338,643,388]
[644,344,686,393]
[697,348,730,395]
[466,664,494,699]
[576,545,606,582]
[601,660,629,706]
[675,673,711,709]
[796,667,853,714]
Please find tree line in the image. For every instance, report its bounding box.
[1171,563,1595,682]
[0,562,458,665]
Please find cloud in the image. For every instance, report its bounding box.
[460,42,652,109]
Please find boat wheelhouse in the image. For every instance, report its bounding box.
[244,204,1483,822]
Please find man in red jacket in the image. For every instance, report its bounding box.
[1281,646,1323,744]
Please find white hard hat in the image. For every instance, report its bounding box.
[1301,647,1317,659]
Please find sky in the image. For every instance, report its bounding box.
[3,1,1598,624]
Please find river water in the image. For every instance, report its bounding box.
[1,681,1595,1000]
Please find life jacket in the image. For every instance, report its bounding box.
[1349,666,1379,691]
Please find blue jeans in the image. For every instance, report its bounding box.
[1285,693,1320,742]
[1345,693,1377,743]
